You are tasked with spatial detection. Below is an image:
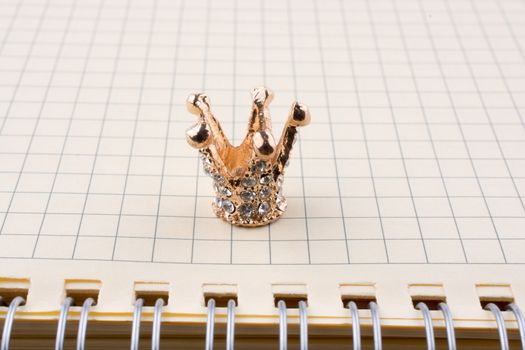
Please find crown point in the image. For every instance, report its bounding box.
[186,93,210,116]
[251,87,274,107]
[186,122,213,149]
[252,130,276,160]
[186,87,309,227]
[289,102,311,127]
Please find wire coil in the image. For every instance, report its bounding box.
[347,301,361,350]
[55,297,74,350]
[438,302,456,350]
[205,298,216,350]
[415,302,435,350]
[506,303,525,350]
[0,296,25,350]
[485,303,509,350]
[298,301,308,350]
[130,298,144,350]
[1,296,524,349]
[277,300,287,350]
[369,301,382,350]
[76,298,95,350]
[226,299,236,350]
[151,298,165,350]
[204,298,237,350]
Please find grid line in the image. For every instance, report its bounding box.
[71,0,134,258]
[0,0,60,234]
[364,0,429,262]
[189,0,210,264]
[0,0,524,265]
[390,0,467,262]
[31,0,101,258]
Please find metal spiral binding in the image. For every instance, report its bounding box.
[298,301,308,350]
[506,303,525,349]
[130,298,144,350]
[415,302,435,350]
[226,299,236,350]
[485,303,509,350]
[205,299,216,350]
[0,296,25,350]
[414,302,457,350]
[151,298,165,350]
[275,300,307,350]
[76,298,95,350]
[347,301,361,350]
[205,298,237,350]
[368,301,382,350]
[278,300,287,350]
[55,297,74,350]
[437,302,456,350]
[1,293,522,350]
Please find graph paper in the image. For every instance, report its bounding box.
[0,0,524,266]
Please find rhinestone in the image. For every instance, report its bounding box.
[240,190,256,201]
[259,187,272,199]
[251,160,267,173]
[276,175,284,188]
[239,203,255,219]
[241,176,256,188]
[201,155,212,165]
[284,160,290,168]
[219,186,232,197]
[276,196,287,211]
[258,202,270,215]
[221,199,235,214]
[214,197,222,207]
[213,174,225,183]
[213,183,219,193]
[259,175,271,185]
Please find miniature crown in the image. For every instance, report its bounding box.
[186,87,311,227]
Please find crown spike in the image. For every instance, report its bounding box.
[186,93,231,151]
[245,87,276,160]
[185,88,310,227]
[186,122,213,149]
[289,102,311,127]
[275,102,311,169]
[248,87,274,132]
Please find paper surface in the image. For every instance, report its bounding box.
[1,0,525,332]
[0,0,524,269]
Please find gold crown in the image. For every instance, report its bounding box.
[186,87,311,227]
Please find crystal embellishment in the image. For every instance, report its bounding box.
[213,174,225,183]
[252,160,266,173]
[258,202,270,215]
[259,175,271,185]
[221,199,235,214]
[241,177,256,188]
[259,187,272,199]
[276,196,287,212]
[240,190,256,201]
[239,203,255,219]
[219,186,232,197]
[201,155,212,165]
[277,175,284,189]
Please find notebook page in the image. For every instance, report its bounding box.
[0,0,524,328]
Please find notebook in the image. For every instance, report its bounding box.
[0,0,524,348]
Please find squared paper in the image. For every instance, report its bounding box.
[0,0,524,270]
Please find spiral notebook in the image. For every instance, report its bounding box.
[1,0,525,348]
